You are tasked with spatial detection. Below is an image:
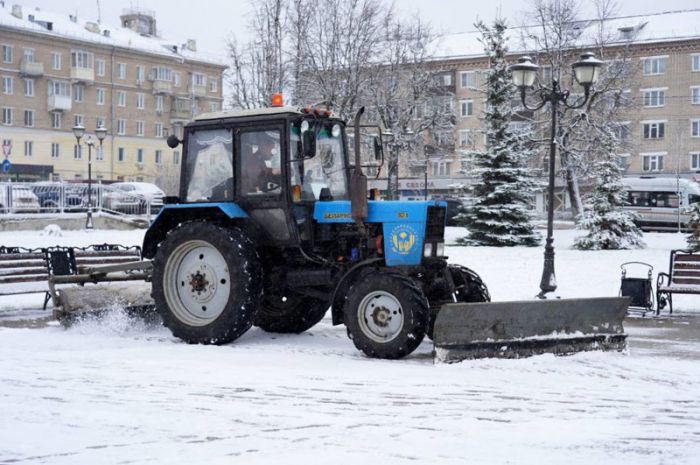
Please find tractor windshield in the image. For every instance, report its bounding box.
[290,120,348,200]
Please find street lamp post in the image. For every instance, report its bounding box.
[73,125,108,230]
[508,52,603,299]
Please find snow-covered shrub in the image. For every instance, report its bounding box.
[686,203,700,251]
[573,159,644,250]
[40,224,63,237]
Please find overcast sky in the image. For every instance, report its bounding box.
[12,0,700,60]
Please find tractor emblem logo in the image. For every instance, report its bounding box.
[391,225,417,255]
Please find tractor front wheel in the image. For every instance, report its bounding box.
[254,293,329,333]
[152,221,262,344]
[343,270,428,359]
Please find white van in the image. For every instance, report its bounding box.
[621,177,700,231]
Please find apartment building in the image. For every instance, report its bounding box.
[370,9,700,202]
[0,4,226,189]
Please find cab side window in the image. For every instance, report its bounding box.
[240,130,281,196]
[184,129,234,202]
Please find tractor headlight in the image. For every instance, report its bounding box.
[436,242,445,257]
[423,243,433,257]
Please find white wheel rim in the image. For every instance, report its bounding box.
[163,240,231,327]
[357,291,404,343]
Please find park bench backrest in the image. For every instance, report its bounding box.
[0,246,47,286]
[670,251,700,287]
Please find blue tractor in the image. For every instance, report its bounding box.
[137,105,489,359]
[53,104,628,362]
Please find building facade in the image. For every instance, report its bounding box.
[0,4,226,191]
[369,9,700,204]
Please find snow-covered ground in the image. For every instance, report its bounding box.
[1,227,699,464]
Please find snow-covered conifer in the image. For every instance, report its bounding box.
[686,203,700,251]
[456,19,540,247]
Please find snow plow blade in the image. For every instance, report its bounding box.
[52,282,155,323]
[433,297,630,363]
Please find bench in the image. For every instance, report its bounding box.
[657,249,700,315]
[0,244,144,310]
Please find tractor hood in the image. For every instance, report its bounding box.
[314,200,447,266]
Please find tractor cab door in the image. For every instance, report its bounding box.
[236,125,299,246]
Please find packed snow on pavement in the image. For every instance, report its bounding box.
[1,226,699,464]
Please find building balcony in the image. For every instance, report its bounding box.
[20,59,44,77]
[70,67,94,84]
[48,94,72,112]
[170,107,191,120]
[192,85,207,98]
[152,79,174,95]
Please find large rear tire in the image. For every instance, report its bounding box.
[343,270,428,359]
[254,293,329,333]
[152,221,261,344]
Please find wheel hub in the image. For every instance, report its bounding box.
[358,291,404,343]
[189,271,209,294]
[371,306,391,327]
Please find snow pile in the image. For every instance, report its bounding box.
[40,224,63,237]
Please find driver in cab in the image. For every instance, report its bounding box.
[242,132,281,194]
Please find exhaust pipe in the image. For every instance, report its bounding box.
[351,107,368,228]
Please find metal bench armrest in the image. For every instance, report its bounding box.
[657,272,670,288]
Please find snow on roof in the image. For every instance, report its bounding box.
[195,107,303,121]
[432,9,700,61]
[0,3,225,67]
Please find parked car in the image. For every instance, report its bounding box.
[432,196,466,226]
[622,177,700,231]
[0,184,41,213]
[101,186,142,214]
[111,182,165,214]
[31,182,85,212]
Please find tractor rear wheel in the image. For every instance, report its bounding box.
[152,221,262,344]
[254,293,329,333]
[343,270,428,359]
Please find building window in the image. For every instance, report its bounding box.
[2,76,13,95]
[24,109,33,127]
[136,65,145,83]
[74,144,83,160]
[117,63,126,79]
[617,153,630,172]
[51,52,61,70]
[692,55,700,72]
[51,143,60,158]
[118,147,125,162]
[23,48,34,62]
[692,120,700,138]
[643,121,665,139]
[614,122,630,140]
[136,121,144,136]
[117,91,126,107]
[460,71,477,89]
[458,129,475,148]
[155,123,164,138]
[71,50,93,69]
[96,87,105,105]
[173,150,180,164]
[51,112,61,129]
[460,99,473,117]
[692,87,700,105]
[691,153,700,171]
[96,116,105,129]
[136,148,144,164]
[24,78,34,97]
[209,77,218,92]
[173,72,181,87]
[2,108,13,125]
[117,119,126,135]
[49,80,71,97]
[24,141,33,157]
[73,84,84,103]
[193,73,206,87]
[136,93,145,109]
[96,59,105,76]
[155,149,163,165]
[152,66,173,82]
[2,44,12,63]
[642,153,664,172]
[209,102,218,112]
[642,88,665,107]
[155,95,164,112]
[431,160,451,177]
[642,56,667,75]
[96,146,104,161]
[74,114,84,127]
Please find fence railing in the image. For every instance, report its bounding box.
[0,182,162,221]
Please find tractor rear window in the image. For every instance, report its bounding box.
[184,129,234,202]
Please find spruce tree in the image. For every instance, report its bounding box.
[456,19,540,247]
[686,203,700,251]
[573,138,644,250]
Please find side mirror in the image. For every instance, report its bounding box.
[373,136,383,161]
[166,134,181,149]
[302,130,316,158]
